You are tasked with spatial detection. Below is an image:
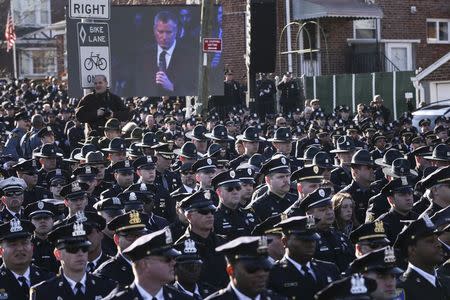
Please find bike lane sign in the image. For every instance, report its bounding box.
[77,22,111,88]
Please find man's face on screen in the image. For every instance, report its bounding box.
[154,20,177,50]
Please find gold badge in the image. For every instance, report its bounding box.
[374,221,384,233]
[129,211,141,224]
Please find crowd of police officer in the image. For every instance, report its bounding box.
[0,74,449,299]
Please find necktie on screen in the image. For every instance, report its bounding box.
[159,51,167,72]
[18,276,29,295]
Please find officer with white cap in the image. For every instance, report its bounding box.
[0,177,27,222]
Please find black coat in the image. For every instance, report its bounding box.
[30,272,117,300]
[94,253,134,287]
[205,283,287,300]
[0,264,54,300]
[268,258,340,300]
[104,283,192,300]
[101,235,118,257]
[248,191,297,223]
[31,236,60,273]
[314,228,355,273]
[377,208,419,244]
[397,266,449,300]
[213,204,257,241]
[339,180,377,224]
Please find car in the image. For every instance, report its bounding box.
[412,99,450,129]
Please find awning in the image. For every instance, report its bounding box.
[292,0,383,21]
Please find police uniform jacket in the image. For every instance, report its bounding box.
[248,191,297,223]
[397,266,449,300]
[32,236,60,274]
[339,180,376,224]
[0,264,53,300]
[155,170,182,194]
[315,228,355,272]
[365,192,390,222]
[173,281,217,298]
[94,253,134,287]
[0,207,23,223]
[229,154,250,170]
[330,166,352,191]
[30,271,117,300]
[147,213,169,232]
[205,283,287,300]
[92,180,113,198]
[103,283,192,300]
[213,204,257,241]
[176,229,228,289]
[267,257,340,300]
[3,127,26,160]
[89,252,111,273]
[376,208,419,244]
[101,235,117,257]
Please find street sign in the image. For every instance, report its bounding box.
[77,22,111,88]
[70,0,110,20]
[203,38,222,52]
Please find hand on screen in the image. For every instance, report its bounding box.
[156,71,174,91]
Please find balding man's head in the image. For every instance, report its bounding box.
[31,114,44,128]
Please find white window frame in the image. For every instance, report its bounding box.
[12,0,51,27]
[430,81,450,102]
[19,48,57,77]
[352,18,381,41]
[426,19,450,44]
[385,42,413,71]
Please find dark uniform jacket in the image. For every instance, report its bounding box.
[330,166,352,191]
[0,264,53,300]
[101,235,117,257]
[340,180,377,224]
[173,281,217,299]
[0,207,23,223]
[30,271,117,300]
[248,191,297,223]
[397,266,450,300]
[88,252,111,273]
[94,253,134,287]
[377,208,419,243]
[229,154,250,170]
[205,283,287,300]
[104,283,192,300]
[23,186,52,208]
[155,170,182,194]
[268,257,340,300]
[213,204,257,241]
[31,235,60,273]
[176,229,228,289]
[315,228,355,272]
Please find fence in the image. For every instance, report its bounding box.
[304,71,416,119]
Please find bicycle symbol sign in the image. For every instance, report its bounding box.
[77,22,110,88]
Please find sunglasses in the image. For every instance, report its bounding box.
[181,171,195,175]
[363,242,387,250]
[4,191,23,197]
[225,185,242,192]
[149,255,175,264]
[195,209,215,215]
[65,246,89,254]
[118,171,134,176]
[241,260,272,274]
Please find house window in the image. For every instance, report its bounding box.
[20,49,57,76]
[427,19,450,44]
[13,0,51,27]
[353,19,377,39]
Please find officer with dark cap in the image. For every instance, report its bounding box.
[349,246,403,300]
[229,126,266,169]
[186,124,209,156]
[191,157,220,201]
[290,165,324,202]
[3,110,30,160]
[173,237,217,298]
[73,165,100,209]
[394,215,448,300]
[330,136,356,190]
[103,159,135,198]
[46,168,69,200]
[268,127,302,172]
[0,218,54,300]
[98,118,122,149]
[349,221,390,258]
[235,167,257,207]
[0,177,27,222]
[418,166,450,216]
[58,182,90,220]
[11,159,52,208]
[94,210,149,286]
[340,149,377,224]
[66,211,110,273]
[212,170,256,241]
[247,154,297,222]
[153,143,182,193]
[93,197,124,257]
[424,143,450,167]
[376,177,419,243]
[277,71,300,114]
[176,190,229,289]
[30,221,117,299]
[308,151,336,181]
[102,137,128,183]
[34,143,63,189]
[24,200,60,273]
[314,273,377,300]
[171,162,196,195]
[296,188,355,272]
[136,131,159,156]
[267,216,340,300]
[206,236,286,299]
[103,228,190,299]
[205,124,237,161]
[411,145,433,179]
[82,150,112,198]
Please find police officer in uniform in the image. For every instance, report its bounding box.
[24,200,60,273]
[416,166,450,216]
[330,136,355,191]
[268,127,302,172]
[0,218,53,300]
[102,159,135,198]
[247,154,297,222]
[0,177,27,222]
[103,228,191,299]
[349,221,390,258]
[34,143,63,189]
[229,127,265,170]
[256,73,276,117]
[212,170,257,241]
[394,215,449,300]
[267,216,340,300]
[314,273,377,300]
[207,236,287,299]
[30,221,117,299]
[277,72,300,114]
[94,210,149,287]
[153,143,182,193]
[3,110,30,160]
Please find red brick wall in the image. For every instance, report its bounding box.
[423,60,450,81]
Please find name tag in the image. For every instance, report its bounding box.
[320,246,329,252]
[284,282,298,287]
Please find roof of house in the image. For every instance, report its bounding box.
[292,0,383,21]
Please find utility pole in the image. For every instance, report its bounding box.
[196,0,215,117]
